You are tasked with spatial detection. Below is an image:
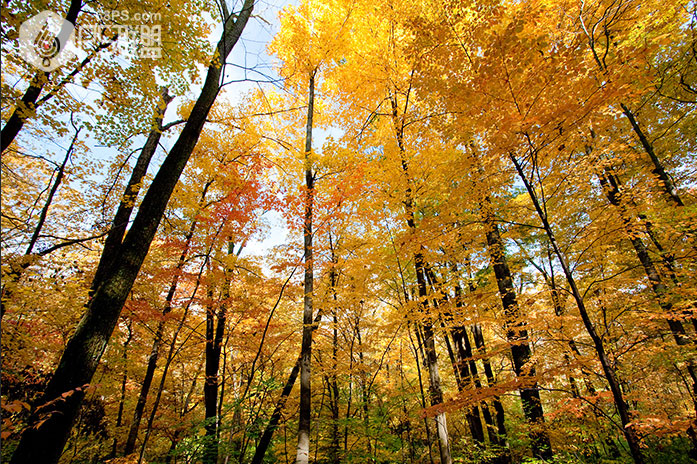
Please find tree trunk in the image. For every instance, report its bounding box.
[480,196,552,460]
[328,235,341,464]
[619,103,684,207]
[203,241,234,464]
[8,6,253,463]
[1,126,80,319]
[597,167,697,450]
[296,70,316,464]
[390,90,452,464]
[92,87,174,293]
[109,321,133,459]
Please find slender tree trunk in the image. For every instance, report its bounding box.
[1,125,80,320]
[509,152,644,464]
[597,167,697,450]
[480,196,552,459]
[296,70,316,464]
[110,321,133,459]
[619,104,684,207]
[328,235,341,464]
[204,241,234,464]
[8,7,253,463]
[355,319,373,460]
[390,90,452,464]
[429,266,486,447]
[408,324,437,464]
[471,324,509,461]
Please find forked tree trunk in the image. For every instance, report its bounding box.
[8,5,253,462]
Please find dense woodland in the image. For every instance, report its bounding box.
[1,0,696,463]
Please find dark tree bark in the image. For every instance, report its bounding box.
[328,234,341,464]
[92,87,174,293]
[480,196,552,460]
[426,265,487,447]
[8,5,254,463]
[619,103,685,207]
[471,324,509,453]
[203,241,234,464]
[0,0,83,153]
[296,70,316,464]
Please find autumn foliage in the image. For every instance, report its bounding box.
[1,0,696,463]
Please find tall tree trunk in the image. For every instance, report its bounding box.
[471,324,509,459]
[619,104,685,207]
[408,324,437,464]
[509,152,644,464]
[139,258,209,464]
[110,321,133,459]
[428,266,486,447]
[390,90,453,464]
[0,0,82,153]
[480,197,552,459]
[8,7,253,463]
[328,234,341,464]
[204,241,234,464]
[597,167,697,450]
[296,70,316,464]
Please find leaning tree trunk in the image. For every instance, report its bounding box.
[619,103,685,207]
[597,167,697,452]
[92,87,174,293]
[8,5,253,463]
